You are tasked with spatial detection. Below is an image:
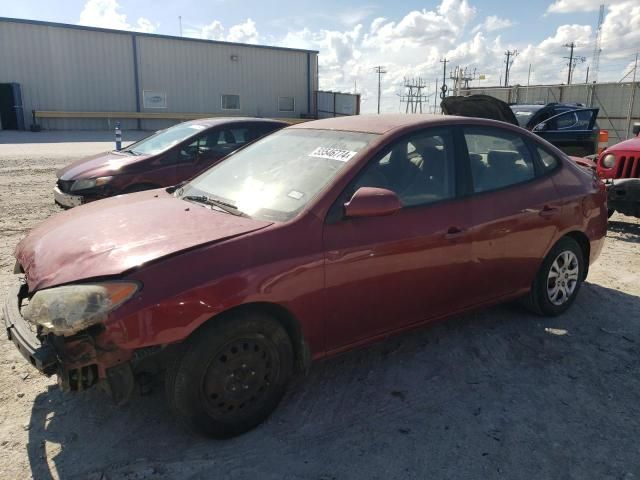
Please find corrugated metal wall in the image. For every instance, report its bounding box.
[316,91,360,118]
[0,18,318,130]
[464,82,640,145]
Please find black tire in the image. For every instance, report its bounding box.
[522,237,585,317]
[607,208,615,219]
[165,312,293,438]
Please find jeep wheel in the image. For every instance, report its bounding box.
[165,312,293,438]
[523,237,585,316]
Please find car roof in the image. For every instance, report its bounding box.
[184,117,289,127]
[289,113,471,134]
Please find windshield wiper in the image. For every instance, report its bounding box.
[182,195,249,217]
[121,149,140,156]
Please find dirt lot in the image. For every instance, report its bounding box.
[1,131,639,480]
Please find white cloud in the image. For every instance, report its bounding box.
[227,19,259,44]
[184,18,259,44]
[78,0,157,33]
[547,0,627,14]
[599,2,640,60]
[275,0,640,113]
[77,0,640,113]
[472,15,515,33]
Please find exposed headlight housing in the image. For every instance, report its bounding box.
[70,176,113,192]
[601,153,616,169]
[22,282,139,336]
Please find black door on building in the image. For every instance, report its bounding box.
[0,83,24,130]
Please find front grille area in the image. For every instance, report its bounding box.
[56,179,74,193]
[615,156,640,179]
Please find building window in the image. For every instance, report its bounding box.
[278,96,295,112]
[221,94,240,110]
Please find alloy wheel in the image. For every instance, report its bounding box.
[546,250,580,306]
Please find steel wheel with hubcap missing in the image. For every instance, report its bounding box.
[202,336,280,420]
[165,313,293,438]
[546,250,580,306]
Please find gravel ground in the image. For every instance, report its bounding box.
[1,131,639,480]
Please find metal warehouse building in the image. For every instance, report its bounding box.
[0,17,318,130]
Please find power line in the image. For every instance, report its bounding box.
[373,66,387,114]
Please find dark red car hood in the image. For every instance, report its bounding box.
[15,190,272,291]
[56,151,151,180]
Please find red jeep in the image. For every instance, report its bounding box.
[597,123,640,218]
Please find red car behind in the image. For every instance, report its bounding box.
[4,114,607,438]
[54,117,287,207]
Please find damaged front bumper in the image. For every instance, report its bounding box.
[3,283,57,375]
[2,280,137,404]
[607,178,640,218]
[53,186,83,208]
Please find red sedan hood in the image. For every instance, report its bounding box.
[15,190,272,291]
[57,151,151,180]
[570,156,596,170]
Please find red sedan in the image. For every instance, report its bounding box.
[4,114,607,438]
[53,117,287,207]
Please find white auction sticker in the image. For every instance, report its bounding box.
[287,190,304,200]
[309,147,357,162]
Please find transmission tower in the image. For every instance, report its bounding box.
[449,67,477,95]
[399,77,429,113]
[590,4,605,83]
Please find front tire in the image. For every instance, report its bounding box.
[165,312,293,438]
[523,237,585,316]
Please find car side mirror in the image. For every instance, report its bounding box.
[533,122,548,132]
[633,123,640,136]
[344,187,402,218]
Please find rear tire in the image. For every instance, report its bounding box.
[522,237,585,316]
[165,312,293,438]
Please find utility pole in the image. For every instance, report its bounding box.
[565,42,575,84]
[585,65,590,83]
[374,66,387,114]
[179,16,183,37]
[526,64,532,102]
[625,53,638,138]
[504,50,518,87]
[434,79,438,114]
[439,58,449,107]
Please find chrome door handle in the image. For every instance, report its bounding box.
[539,206,560,218]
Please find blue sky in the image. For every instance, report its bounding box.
[1,0,637,112]
[0,0,598,45]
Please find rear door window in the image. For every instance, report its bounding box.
[547,110,596,131]
[463,127,535,193]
